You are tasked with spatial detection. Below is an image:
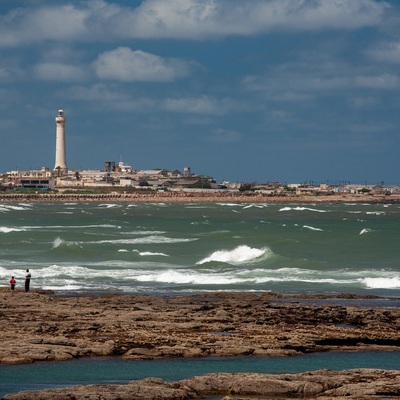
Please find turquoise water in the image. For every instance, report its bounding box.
[0,352,399,396]
[0,202,399,296]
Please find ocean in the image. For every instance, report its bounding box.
[0,201,399,296]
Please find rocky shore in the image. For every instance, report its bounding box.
[0,290,398,363]
[0,290,399,398]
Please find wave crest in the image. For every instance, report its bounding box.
[52,237,82,249]
[197,245,269,265]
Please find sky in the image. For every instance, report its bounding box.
[0,0,399,185]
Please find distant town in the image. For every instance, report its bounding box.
[1,161,399,198]
[0,109,399,197]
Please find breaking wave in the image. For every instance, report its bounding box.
[52,237,82,249]
[197,245,270,265]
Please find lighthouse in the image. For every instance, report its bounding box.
[54,109,68,174]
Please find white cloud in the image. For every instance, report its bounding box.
[34,63,87,81]
[242,57,400,99]
[0,4,87,47]
[0,0,389,46]
[368,41,400,63]
[163,96,242,115]
[347,96,379,109]
[113,0,389,39]
[209,128,242,143]
[63,83,157,112]
[93,47,192,82]
[355,74,400,89]
[63,83,130,101]
[0,67,19,82]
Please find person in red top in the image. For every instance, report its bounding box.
[9,276,16,290]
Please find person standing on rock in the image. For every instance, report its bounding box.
[9,276,16,290]
[25,269,31,292]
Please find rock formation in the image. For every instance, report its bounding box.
[0,290,398,364]
[2,369,399,399]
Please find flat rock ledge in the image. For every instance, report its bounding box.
[2,369,399,400]
[0,290,399,364]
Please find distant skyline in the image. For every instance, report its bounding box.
[0,0,399,184]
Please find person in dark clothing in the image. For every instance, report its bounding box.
[25,269,31,292]
[10,276,16,290]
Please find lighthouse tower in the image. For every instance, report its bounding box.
[54,109,68,174]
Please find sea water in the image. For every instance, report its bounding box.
[0,201,399,396]
[0,201,399,296]
[0,352,399,397]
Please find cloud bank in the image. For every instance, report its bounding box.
[0,0,390,47]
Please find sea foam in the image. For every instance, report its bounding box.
[362,277,400,289]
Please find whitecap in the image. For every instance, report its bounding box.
[94,236,197,245]
[279,206,327,213]
[359,228,372,235]
[138,251,169,257]
[135,270,238,285]
[303,225,324,232]
[197,245,268,265]
[0,227,26,233]
[52,237,82,249]
[362,277,400,289]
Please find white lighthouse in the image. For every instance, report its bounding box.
[54,109,68,174]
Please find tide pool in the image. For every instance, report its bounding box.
[0,352,399,397]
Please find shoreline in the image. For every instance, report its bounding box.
[1,192,400,204]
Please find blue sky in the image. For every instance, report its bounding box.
[0,0,399,184]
